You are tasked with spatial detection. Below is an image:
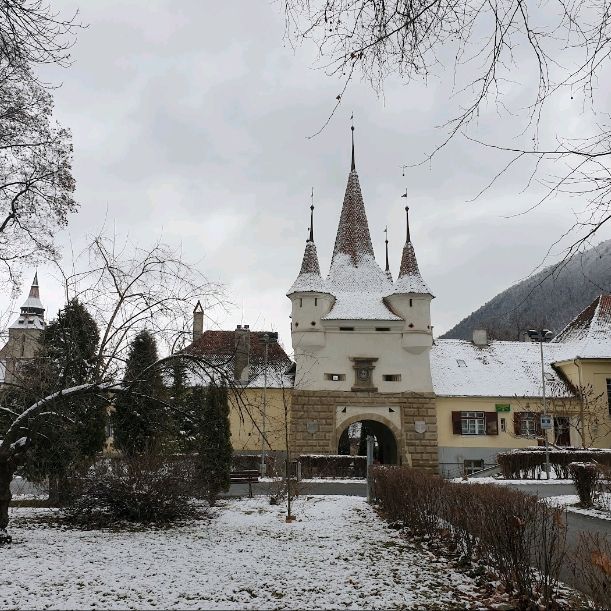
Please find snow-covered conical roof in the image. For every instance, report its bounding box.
[391,207,432,295]
[287,239,328,295]
[327,168,391,294]
[9,273,45,330]
[322,133,397,320]
[20,272,45,314]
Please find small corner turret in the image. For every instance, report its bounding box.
[385,205,434,353]
[287,193,334,348]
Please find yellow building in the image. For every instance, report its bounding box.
[433,296,611,477]
[185,320,292,455]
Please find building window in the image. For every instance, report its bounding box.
[607,379,611,416]
[325,373,346,381]
[299,298,303,307]
[409,299,413,307]
[464,459,484,476]
[375,327,390,332]
[383,374,402,382]
[315,298,318,306]
[461,411,485,435]
[500,417,506,432]
[339,326,354,331]
[520,414,537,437]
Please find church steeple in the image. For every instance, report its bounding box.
[392,205,431,295]
[20,272,45,316]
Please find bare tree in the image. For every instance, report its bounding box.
[0,1,81,292]
[285,0,611,253]
[0,233,229,541]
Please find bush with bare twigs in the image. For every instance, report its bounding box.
[64,455,200,527]
[372,466,567,605]
[572,532,611,608]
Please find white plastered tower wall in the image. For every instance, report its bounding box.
[287,132,438,470]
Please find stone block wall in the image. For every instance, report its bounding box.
[290,390,438,472]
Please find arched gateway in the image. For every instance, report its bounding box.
[337,418,399,464]
[286,129,439,472]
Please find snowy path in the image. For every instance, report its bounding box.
[1,495,484,610]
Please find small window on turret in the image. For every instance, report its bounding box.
[299,298,303,307]
[375,327,390,332]
[314,298,318,306]
[339,327,354,331]
[409,299,413,307]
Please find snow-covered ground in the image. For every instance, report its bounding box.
[453,477,574,485]
[545,494,611,521]
[3,495,491,610]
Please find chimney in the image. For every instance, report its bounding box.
[472,329,488,347]
[234,324,251,381]
[193,301,204,342]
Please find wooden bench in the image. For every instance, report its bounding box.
[230,469,260,498]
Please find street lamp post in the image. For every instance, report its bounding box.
[260,332,278,476]
[528,328,554,480]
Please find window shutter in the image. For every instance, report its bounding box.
[485,412,498,435]
[451,411,462,435]
[513,412,522,435]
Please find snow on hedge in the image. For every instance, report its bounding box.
[3,496,486,610]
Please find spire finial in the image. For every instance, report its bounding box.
[401,188,411,243]
[309,187,315,242]
[32,271,38,287]
[384,226,390,272]
[350,113,355,171]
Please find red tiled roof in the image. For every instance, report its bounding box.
[186,329,291,363]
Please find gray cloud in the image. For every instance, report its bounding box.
[4,0,609,353]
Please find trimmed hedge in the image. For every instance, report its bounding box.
[231,454,276,476]
[497,448,611,479]
[372,466,567,604]
[298,455,366,479]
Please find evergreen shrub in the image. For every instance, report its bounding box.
[298,454,367,479]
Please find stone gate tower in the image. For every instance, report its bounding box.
[287,131,438,470]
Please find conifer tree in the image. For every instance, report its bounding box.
[113,330,165,456]
[193,382,232,506]
[18,299,104,503]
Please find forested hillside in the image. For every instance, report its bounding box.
[442,240,611,340]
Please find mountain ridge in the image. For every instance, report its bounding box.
[441,239,611,340]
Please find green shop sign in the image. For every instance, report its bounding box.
[495,404,511,412]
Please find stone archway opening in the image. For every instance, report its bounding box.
[337,419,399,465]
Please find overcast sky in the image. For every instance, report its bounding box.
[5,0,610,353]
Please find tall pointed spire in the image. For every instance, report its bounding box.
[287,193,327,295]
[20,272,45,316]
[327,124,390,294]
[351,125,355,171]
[405,205,411,244]
[309,188,315,242]
[392,201,431,295]
[384,227,393,282]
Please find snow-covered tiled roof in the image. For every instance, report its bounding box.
[431,339,572,398]
[552,295,611,359]
[9,315,45,331]
[324,253,399,320]
[392,241,431,294]
[287,240,328,295]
